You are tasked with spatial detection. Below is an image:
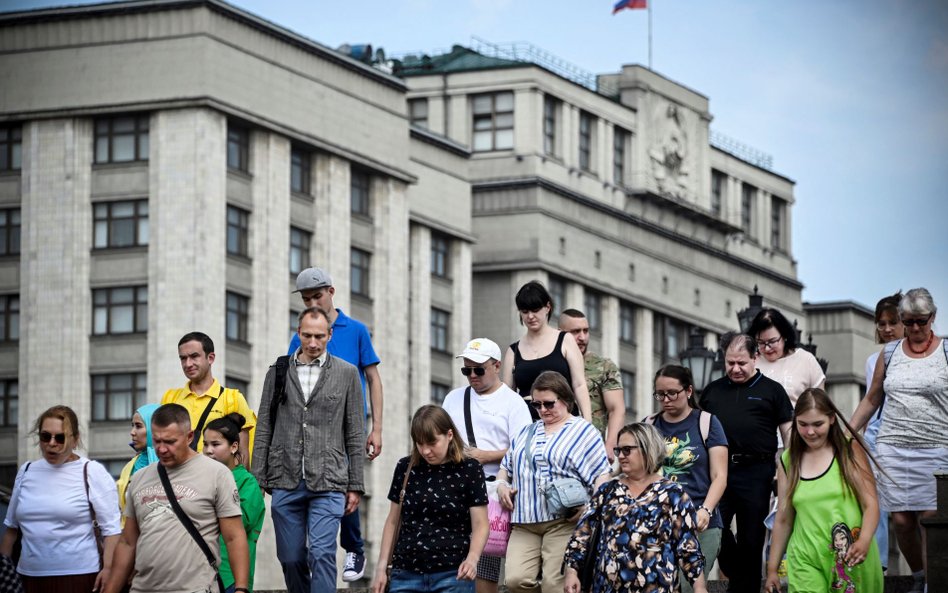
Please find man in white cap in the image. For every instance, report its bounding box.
[286,266,382,582]
[442,338,533,593]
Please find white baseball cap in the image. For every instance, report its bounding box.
[455,338,502,363]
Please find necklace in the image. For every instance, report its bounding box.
[907,332,934,355]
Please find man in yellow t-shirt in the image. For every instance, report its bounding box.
[161,332,256,466]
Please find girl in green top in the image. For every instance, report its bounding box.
[204,413,266,593]
[765,389,883,593]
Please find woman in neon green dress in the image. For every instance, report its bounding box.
[765,388,883,593]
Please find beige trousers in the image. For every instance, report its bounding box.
[504,519,575,593]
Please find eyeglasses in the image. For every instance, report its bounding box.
[460,367,487,376]
[530,400,558,411]
[756,336,783,350]
[39,431,67,444]
[613,445,641,457]
[653,388,685,401]
[901,314,933,327]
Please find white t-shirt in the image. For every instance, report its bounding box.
[757,348,825,407]
[442,383,534,477]
[4,457,121,576]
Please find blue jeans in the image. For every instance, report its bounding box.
[340,505,364,554]
[271,482,345,593]
[388,569,474,593]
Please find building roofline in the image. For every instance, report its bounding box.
[804,300,874,318]
[410,125,471,158]
[0,0,407,91]
[711,146,795,184]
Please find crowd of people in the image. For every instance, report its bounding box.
[0,271,944,593]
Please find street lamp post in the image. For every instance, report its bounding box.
[737,285,764,334]
[678,329,718,392]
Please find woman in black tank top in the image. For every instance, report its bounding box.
[501,280,592,421]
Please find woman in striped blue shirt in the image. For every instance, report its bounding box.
[496,371,611,593]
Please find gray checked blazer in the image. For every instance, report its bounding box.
[251,353,365,494]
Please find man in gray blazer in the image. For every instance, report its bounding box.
[252,307,365,593]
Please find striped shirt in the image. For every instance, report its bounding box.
[501,417,610,524]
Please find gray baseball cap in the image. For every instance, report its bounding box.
[294,267,333,293]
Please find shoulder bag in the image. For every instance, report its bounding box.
[157,463,226,593]
[385,458,415,591]
[82,461,105,569]
[190,386,224,451]
[526,422,589,517]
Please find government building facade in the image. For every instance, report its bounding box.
[0,0,850,585]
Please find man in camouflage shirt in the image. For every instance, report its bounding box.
[559,309,625,460]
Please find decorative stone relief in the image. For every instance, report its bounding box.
[649,102,693,200]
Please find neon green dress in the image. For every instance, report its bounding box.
[782,451,883,593]
[219,465,266,591]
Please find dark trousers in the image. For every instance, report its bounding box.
[718,460,774,593]
[339,506,364,555]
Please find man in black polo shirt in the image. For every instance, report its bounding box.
[700,332,792,593]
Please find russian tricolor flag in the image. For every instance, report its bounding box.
[613,0,647,14]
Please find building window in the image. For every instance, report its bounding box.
[741,182,756,236]
[613,127,628,185]
[579,111,594,172]
[94,116,149,164]
[543,95,559,156]
[0,380,17,427]
[351,248,371,297]
[226,206,250,257]
[289,310,300,342]
[93,200,148,249]
[91,372,146,421]
[0,295,17,342]
[289,227,311,276]
[711,170,725,216]
[290,148,310,194]
[620,370,636,420]
[430,233,449,278]
[584,290,602,332]
[351,168,371,216]
[653,313,691,362]
[92,287,146,335]
[431,308,450,352]
[771,197,787,252]
[431,382,451,405]
[409,98,429,128]
[0,125,22,172]
[226,292,249,342]
[227,125,249,172]
[548,276,566,317]
[225,376,250,396]
[620,302,636,344]
[0,209,20,256]
[472,92,514,152]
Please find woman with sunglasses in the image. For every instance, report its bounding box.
[502,281,592,422]
[851,287,948,593]
[563,422,708,593]
[1,405,122,593]
[496,371,610,593]
[749,307,825,407]
[647,365,728,593]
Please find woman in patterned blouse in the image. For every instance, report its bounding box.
[563,422,708,593]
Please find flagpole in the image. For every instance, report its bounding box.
[648,0,652,70]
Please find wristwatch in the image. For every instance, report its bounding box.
[698,505,713,516]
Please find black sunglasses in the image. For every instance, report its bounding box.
[39,431,67,444]
[901,314,933,327]
[613,445,641,457]
[460,367,487,376]
[530,400,557,411]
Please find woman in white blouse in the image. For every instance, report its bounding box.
[750,307,825,406]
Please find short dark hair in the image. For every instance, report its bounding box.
[152,403,192,430]
[204,413,246,446]
[748,308,797,351]
[530,370,575,412]
[298,306,332,327]
[720,331,757,357]
[559,308,585,320]
[178,332,215,355]
[515,281,553,320]
[874,291,903,344]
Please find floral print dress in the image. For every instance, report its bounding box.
[564,478,704,593]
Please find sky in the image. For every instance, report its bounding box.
[5,0,948,311]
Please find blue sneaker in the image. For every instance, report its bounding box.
[342,552,365,582]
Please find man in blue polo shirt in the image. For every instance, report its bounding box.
[287,266,383,582]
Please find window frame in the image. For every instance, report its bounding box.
[92,286,147,336]
[430,382,451,405]
[613,126,628,186]
[471,91,514,152]
[409,98,429,128]
[430,233,450,278]
[290,148,311,195]
[771,196,787,252]
[227,125,250,173]
[548,276,566,318]
[226,205,250,257]
[226,291,250,343]
[741,182,756,236]
[350,168,371,217]
[91,372,147,422]
[579,111,594,172]
[583,290,602,332]
[0,125,22,172]
[350,248,372,298]
[430,307,450,353]
[289,227,312,276]
[0,379,17,427]
[619,302,636,344]
[710,169,725,216]
[0,208,21,256]
[620,370,636,420]
[94,115,149,164]
[93,200,148,250]
[543,95,558,156]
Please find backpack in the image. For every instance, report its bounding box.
[645,409,712,448]
[268,355,290,432]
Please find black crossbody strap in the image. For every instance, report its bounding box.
[157,463,225,593]
[463,386,477,447]
[190,385,224,450]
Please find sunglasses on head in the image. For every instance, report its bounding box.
[901,314,933,327]
[39,431,67,444]
[460,367,487,376]
[529,400,558,411]
[613,445,641,457]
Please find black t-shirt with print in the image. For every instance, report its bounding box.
[387,456,488,574]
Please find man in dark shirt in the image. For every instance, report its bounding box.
[699,332,792,593]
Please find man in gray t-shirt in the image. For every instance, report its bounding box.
[104,404,249,593]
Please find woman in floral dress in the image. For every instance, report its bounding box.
[563,423,707,593]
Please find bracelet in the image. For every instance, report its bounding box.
[235,588,250,593]
[698,505,713,516]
